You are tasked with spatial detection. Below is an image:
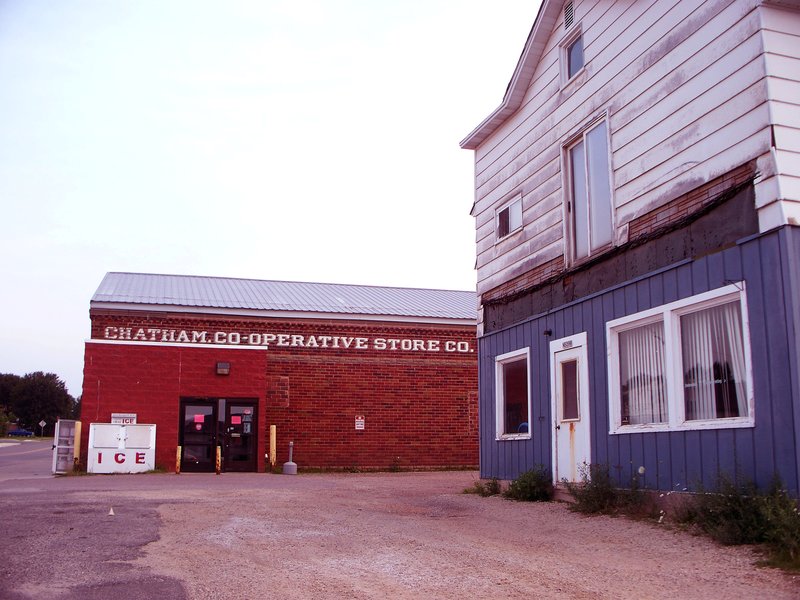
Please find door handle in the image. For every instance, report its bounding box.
[555,424,561,430]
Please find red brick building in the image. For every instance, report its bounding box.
[80,272,478,473]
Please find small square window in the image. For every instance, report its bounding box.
[497,197,522,240]
[560,25,584,86]
[567,36,584,78]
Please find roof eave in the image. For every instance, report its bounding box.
[459,0,560,150]
[89,301,477,327]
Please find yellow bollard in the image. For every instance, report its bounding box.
[270,425,277,469]
[216,445,221,475]
[176,446,182,474]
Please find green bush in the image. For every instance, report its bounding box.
[503,466,553,502]
[564,462,618,514]
[463,478,502,497]
[681,474,800,569]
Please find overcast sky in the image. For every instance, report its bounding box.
[0,0,540,397]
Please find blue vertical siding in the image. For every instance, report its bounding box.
[478,226,800,495]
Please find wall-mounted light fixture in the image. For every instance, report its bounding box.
[216,361,231,376]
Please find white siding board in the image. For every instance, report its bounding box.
[773,102,800,128]
[474,0,744,212]
[759,4,800,35]
[617,123,771,222]
[476,173,562,269]
[765,54,800,81]
[614,58,766,171]
[767,78,800,109]
[762,29,800,57]
[774,126,800,154]
[478,232,564,294]
[481,207,563,275]
[615,81,769,195]
[466,0,795,298]
[776,150,800,179]
[474,0,678,186]
[612,4,761,151]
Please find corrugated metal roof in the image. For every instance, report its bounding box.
[91,272,477,321]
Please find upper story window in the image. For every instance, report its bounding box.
[560,25,584,85]
[607,284,754,434]
[565,119,613,262]
[567,36,584,78]
[496,194,522,240]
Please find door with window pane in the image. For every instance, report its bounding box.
[180,401,217,473]
[550,333,591,483]
[224,403,257,472]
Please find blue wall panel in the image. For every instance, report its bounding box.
[478,226,800,494]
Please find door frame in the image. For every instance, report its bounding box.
[549,332,591,484]
[223,401,258,472]
[179,399,219,473]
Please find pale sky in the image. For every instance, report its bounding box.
[0,0,540,397]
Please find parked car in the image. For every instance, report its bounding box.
[7,428,33,437]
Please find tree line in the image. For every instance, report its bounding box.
[0,372,79,436]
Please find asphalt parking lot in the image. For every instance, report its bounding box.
[1,439,799,599]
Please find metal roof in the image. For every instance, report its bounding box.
[91,272,477,321]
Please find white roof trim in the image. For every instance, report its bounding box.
[89,302,477,327]
[460,0,561,150]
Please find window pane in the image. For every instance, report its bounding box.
[619,321,667,425]
[509,199,522,231]
[570,140,589,258]
[561,359,579,420]
[681,301,747,420]
[568,36,584,78]
[586,121,613,250]
[502,358,529,434]
[498,207,509,238]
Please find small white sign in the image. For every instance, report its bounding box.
[39,420,46,428]
[111,413,137,424]
[355,415,365,430]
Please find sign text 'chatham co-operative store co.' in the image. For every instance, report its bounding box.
[102,327,474,353]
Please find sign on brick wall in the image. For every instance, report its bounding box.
[101,326,474,353]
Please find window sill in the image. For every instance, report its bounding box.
[610,417,755,435]
[496,433,531,441]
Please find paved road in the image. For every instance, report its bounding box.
[0,439,186,599]
[1,441,799,599]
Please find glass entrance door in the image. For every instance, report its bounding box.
[180,401,217,472]
[224,403,257,472]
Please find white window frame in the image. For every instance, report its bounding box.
[562,116,615,265]
[495,347,532,440]
[559,24,584,86]
[607,283,755,434]
[496,193,523,241]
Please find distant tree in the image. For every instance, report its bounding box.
[72,395,82,420]
[10,372,74,435]
[0,406,14,435]
[0,373,22,412]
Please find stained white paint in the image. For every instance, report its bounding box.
[465,0,800,301]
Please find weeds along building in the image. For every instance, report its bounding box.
[80,272,478,473]
[461,0,800,494]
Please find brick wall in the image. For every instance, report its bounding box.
[81,311,478,471]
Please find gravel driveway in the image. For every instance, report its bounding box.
[2,465,799,599]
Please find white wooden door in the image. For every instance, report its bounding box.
[550,333,590,483]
